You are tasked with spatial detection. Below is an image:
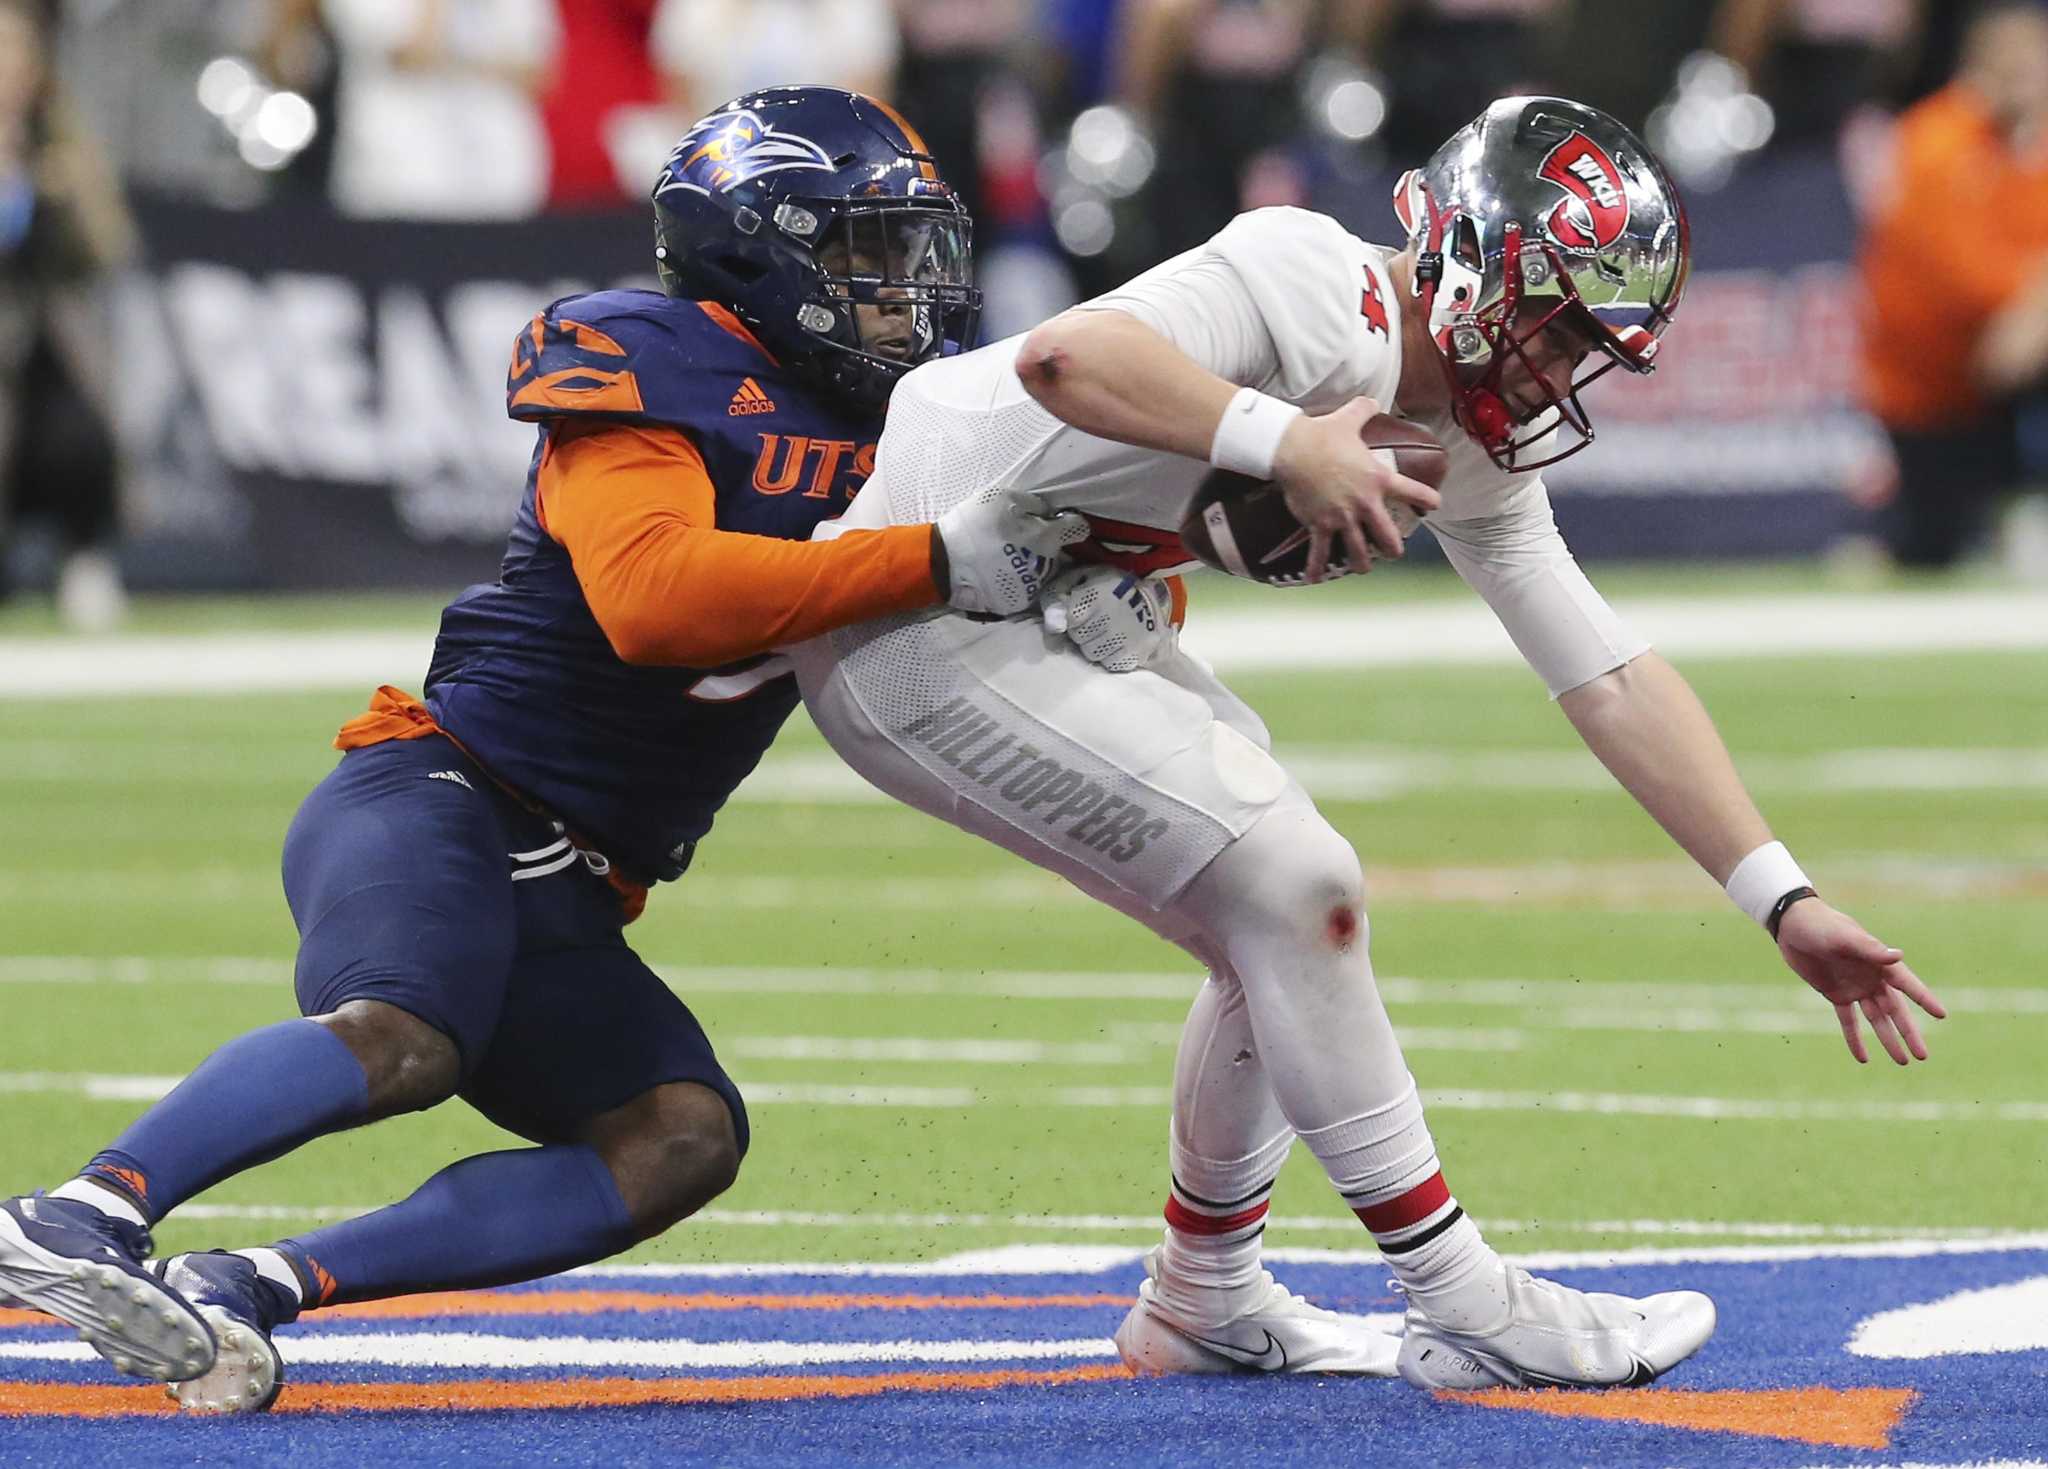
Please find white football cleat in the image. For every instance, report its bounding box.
[1114,1259,1400,1376]
[1396,1264,1715,1390]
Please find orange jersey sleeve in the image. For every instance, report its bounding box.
[536,420,940,667]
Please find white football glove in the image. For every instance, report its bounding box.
[935,488,1091,617]
[1041,564,1181,672]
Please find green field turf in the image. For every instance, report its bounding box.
[3,613,2044,1269]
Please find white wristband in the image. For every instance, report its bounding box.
[1209,387,1303,480]
[1723,840,1812,927]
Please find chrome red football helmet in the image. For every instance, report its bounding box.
[1394,96,1690,471]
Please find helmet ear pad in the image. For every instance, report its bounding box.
[654,190,804,308]
[1391,168,1427,241]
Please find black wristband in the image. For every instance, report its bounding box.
[1766,885,1818,941]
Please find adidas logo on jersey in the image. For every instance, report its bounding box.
[728,377,777,416]
[427,769,474,791]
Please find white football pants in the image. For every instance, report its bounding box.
[788,609,1441,1244]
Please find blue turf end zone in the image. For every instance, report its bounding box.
[1,1245,2043,1467]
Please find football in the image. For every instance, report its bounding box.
[1178,412,1449,586]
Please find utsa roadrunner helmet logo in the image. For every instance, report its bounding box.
[1538,133,1629,250]
[656,107,833,197]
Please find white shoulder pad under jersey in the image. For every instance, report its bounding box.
[1204,207,1403,411]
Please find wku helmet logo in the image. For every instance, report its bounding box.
[656,108,833,197]
[1537,133,1629,250]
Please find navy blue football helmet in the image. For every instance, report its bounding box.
[652,86,980,412]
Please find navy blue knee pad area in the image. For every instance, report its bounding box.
[282,736,746,1152]
[462,947,750,1159]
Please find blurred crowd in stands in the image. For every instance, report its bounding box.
[6,0,2048,620]
[40,1,1979,264]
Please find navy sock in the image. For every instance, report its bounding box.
[82,1019,370,1223]
[276,1144,635,1306]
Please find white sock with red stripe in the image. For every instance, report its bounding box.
[1150,973,1295,1330]
[1302,1078,1503,1332]
[1151,1132,1293,1329]
[1168,803,1506,1330]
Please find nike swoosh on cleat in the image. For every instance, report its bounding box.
[1515,1355,1660,1390]
[1182,1327,1288,1371]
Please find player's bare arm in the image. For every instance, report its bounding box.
[1016,308,1243,458]
[1016,311,1440,579]
[1558,650,1946,1064]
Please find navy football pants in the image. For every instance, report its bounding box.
[282,735,748,1155]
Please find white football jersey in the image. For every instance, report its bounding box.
[845,205,1647,695]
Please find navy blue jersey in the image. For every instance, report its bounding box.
[423,290,883,884]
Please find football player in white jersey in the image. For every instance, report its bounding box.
[788,97,1946,1390]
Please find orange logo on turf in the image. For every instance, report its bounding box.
[728,378,777,416]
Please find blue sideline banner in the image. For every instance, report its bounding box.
[1524,143,1883,559]
[116,193,654,589]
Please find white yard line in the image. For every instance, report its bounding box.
[4,590,2044,700]
[1425,1089,2048,1124]
[4,854,2039,912]
[1191,591,2048,669]
[726,1027,1524,1063]
[4,1068,2040,1122]
[0,1071,187,1102]
[724,747,2048,804]
[5,956,2046,1019]
[740,1082,980,1108]
[1103,1021,1531,1051]
[1270,1233,2048,1271]
[726,1036,1136,1065]
[12,740,2048,800]
[59,1201,2039,1250]
[565,1234,2048,1278]
[1850,1278,2048,1359]
[0,1334,1121,1370]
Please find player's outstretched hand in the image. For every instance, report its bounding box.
[1041,564,1179,672]
[1272,397,1442,583]
[1775,899,1947,1065]
[935,488,1091,616]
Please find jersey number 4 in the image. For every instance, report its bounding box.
[1359,268,1389,338]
